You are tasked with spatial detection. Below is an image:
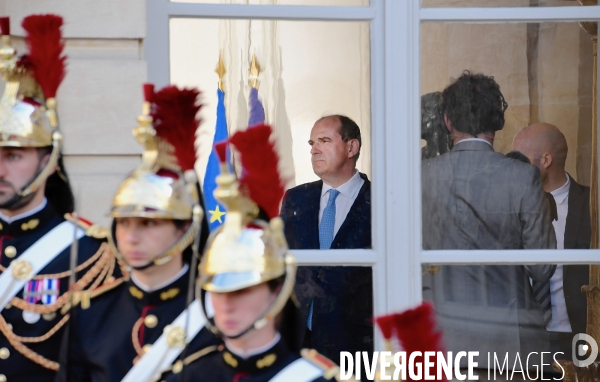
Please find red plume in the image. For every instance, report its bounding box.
[143,83,155,103]
[151,85,202,171]
[393,302,447,382]
[229,125,285,219]
[0,17,10,36]
[21,14,66,99]
[215,141,228,163]
[375,314,396,341]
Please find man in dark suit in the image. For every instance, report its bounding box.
[280,115,372,365]
[421,71,556,372]
[512,123,590,359]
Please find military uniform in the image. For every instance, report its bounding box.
[56,267,220,381]
[0,14,117,382]
[161,337,336,382]
[0,204,112,381]
[58,83,213,381]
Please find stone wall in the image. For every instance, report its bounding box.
[0,0,147,224]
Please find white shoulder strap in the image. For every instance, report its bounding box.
[270,358,324,382]
[0,221,84,312]
[121,299,206,382]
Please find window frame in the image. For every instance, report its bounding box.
[145,0,600,352]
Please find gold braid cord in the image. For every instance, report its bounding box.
[0,242,121,371]
[154,345,220,381]
[131,317,146,365]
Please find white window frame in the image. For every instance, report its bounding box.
[145,0,600,352]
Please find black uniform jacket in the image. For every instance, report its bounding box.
[0,202,103,382]
[56,267,219,382]
[161,337,329,382]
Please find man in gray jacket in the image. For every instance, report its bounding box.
[422,71,556,373]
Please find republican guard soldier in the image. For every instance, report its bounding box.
[0,14,117,382]
[57,83,219,381]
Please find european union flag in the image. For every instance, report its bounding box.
[203,88,230,231]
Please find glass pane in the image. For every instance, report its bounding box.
[172,0,369,6]
[423,263,592,377]
[296,265,373,366]
[170,18,371,188]
[422,0,583,7]
[171,18,372,249]
[421,20,595,250]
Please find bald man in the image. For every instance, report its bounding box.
[512,122,591,359]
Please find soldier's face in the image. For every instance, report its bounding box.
[0,147,46,207]
[115,217,185,268]
[212,282,278,338]
[309,119,353,180]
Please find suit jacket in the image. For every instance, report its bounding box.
[280,172,372,363]
[421,140,557,369]
[563,175,591,335]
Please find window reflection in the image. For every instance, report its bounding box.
[423,264,590,374]
[295,265,373,367]
[169,18,371,189]
[420,20,596,376]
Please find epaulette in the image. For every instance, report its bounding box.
[301,348,350,381]
[64,213,109,239]
[90,277,125,299]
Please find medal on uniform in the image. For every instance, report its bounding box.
[22,309,41,324]
[41,278,59,304]
[23,279,42,304]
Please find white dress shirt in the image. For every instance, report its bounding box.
[0,197,47,223]
[131,263,190,292]
[548,173,572,332]
[456,137,493,147]
[319,169,364,238]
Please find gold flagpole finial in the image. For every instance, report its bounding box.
[216,53,226,92]
[249,52,261,89]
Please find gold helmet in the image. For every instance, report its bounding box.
[108,84,204,270]
[197,124,296,339]
[0,15,66,200]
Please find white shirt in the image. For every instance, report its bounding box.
[0,197,47,224]
[226,332,282,359]
[548,173,572,332]
[319,169,365,238]
[456,137,493,147]
[131,263,189,292]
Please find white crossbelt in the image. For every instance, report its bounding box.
[121,299,206,382]
[270,358,324,382]
[0,221,84,312]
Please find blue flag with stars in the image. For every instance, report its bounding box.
[203,88,230,231]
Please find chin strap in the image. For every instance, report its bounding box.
[108,206,202,271]
[20,131,62,198]
[197,254,297,340]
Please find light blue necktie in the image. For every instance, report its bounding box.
[319,189,340,250]
[308,189,340,330]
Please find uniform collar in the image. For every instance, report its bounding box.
[0,199,57,237]
[127,265,189,305]
[221,334,290,374]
